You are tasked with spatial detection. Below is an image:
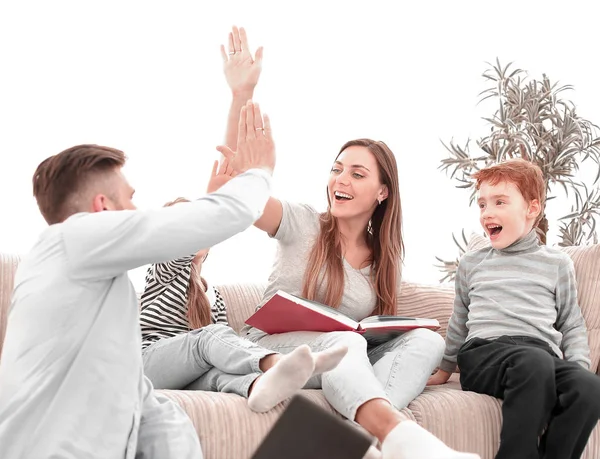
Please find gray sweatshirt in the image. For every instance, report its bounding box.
[440,230,591,373]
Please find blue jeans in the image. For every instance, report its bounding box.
[142,324,274,397]
[245,327,445,420]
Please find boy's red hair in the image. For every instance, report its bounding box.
[472,159,546,223]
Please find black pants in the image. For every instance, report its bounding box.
[458,335,600,459]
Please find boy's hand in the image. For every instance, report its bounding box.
[221,26,263,96]
[427,369,452,386]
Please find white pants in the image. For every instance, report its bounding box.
[246,328,445,420]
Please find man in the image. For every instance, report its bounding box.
[0,100,274,458]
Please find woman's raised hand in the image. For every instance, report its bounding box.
[216,100,275,176]
[220,26,263,95]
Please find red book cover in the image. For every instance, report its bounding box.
[245,290,440,344]
[245,290,359,334]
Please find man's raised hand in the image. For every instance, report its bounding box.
[216,100,275,176]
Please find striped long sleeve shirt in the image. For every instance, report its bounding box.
[440,230,591,373]
[139,255,228,351]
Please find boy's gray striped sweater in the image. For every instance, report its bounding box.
[440,230,591,373]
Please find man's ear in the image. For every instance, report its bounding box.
[91,194,110,213]
[528,199,541,220]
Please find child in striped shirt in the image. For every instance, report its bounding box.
[428,159,600,458]
[140,197,348,413]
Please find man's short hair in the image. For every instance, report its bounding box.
[472,158,546,222]
[32,144,126,224]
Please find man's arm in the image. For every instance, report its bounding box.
[555,256,592,369]
[63,169,271,281]
[66,97,275,281]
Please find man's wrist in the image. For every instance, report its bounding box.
[248,166,273,177]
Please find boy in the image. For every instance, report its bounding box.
[428,159,600,459]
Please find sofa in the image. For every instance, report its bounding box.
[1,244,600,459]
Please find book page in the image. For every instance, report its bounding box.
[360,315,423,324]
[358,315,439,330]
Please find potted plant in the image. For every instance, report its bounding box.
[436,59,600,282]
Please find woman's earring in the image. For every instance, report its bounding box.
[377,198,382,206]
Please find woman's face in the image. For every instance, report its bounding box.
[327,145,387,221]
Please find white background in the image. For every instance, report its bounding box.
[1,0,599,290]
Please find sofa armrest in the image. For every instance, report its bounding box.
[0,253,20,359]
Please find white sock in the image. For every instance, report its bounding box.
[247,345,315,413]
[381,421,481,459]
[311,344,349,376]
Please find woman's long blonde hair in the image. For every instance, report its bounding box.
[301,139,404,316]
[164,198,212,330]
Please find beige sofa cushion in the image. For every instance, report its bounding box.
[411,374,502,457]
[218,283,267,335]
[561,244,600,373]
[162,389,333,459]
[397,282,455,339]
[160,389,415,459]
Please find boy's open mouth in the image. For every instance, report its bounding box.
[487,224,503,237]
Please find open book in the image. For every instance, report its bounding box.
[245,290,440,345]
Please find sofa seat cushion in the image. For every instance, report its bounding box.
[160,388,416,459]
[158,389,340,459]
[411,374,600,459]
[410,375,501,458]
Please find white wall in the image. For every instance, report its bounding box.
[1,0,599,290]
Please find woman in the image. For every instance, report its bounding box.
[219,26,479,459]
